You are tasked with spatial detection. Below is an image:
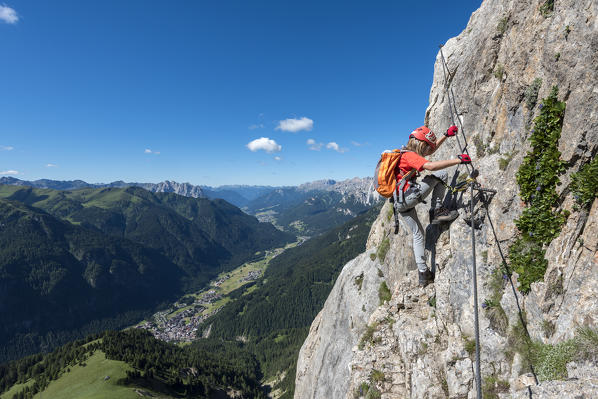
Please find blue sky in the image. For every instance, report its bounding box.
[1,1,482,186]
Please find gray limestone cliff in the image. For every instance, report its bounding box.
[295,0,598,398]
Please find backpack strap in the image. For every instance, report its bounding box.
[397,168,417,204]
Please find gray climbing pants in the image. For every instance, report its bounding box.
[396,170,448,272]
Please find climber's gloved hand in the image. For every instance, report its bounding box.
[445,125,458,137]
[458,154,472,164]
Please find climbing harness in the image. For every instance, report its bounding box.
[439,44,539,399]
[441,176,477,194]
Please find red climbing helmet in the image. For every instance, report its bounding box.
[409,126,437,150]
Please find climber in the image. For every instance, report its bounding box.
[394,125,471,287]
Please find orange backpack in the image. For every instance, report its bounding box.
[374,149,405,198]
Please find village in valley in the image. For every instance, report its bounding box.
[135,241,302,343]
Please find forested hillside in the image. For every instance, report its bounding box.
[203,203,382,398]
[0,330,266,399]
[0,185,294,362]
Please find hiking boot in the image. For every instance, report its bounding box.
[418,269,435,288]
[431,207,459,224]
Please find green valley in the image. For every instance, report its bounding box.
[134,240,304,344]
[0,185,294,362]
[202,203,382,398]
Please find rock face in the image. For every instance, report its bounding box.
[295,0,597,398]
[144,180,205,198]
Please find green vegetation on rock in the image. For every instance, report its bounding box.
[369,369,385,383]
[540,0,554,17]
[496,17,508,36]
[525,78,543,109]
[358,322,380,351]
[376,237,390,262]
[378,282,391,305]
[570,155,598,209]
[509,86,567,293]
[509,326,598,382]
[482,375,510,399]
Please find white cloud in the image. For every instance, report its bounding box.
[274,156,282,161]
[249,123,264,130]
[1,146,14,151]
[46,163,57,168]
[306,138,323,151]
[0,170,19,175]
[351,141,368,147]
[144,148,160,154]
[0,6,18,24]
[276,117,313,133]
[246,137,282,153]
[326,142,347,153]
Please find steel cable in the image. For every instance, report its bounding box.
[437,43,538,398]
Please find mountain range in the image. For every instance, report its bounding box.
[0,177,382,236]
[0,184,294,362]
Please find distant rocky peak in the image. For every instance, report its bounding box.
[149,181,205,198]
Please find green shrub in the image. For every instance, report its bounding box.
[507,325,598,381]
[576,326,598,361]
[540,0,554,17]
[570,155,598,209]
[440,375,449,397]
[506,314,532,366]
[525,78,543,109]
[354,382,370,398]
[369,369,385,383]
[378,281,391,304]
[483,375,510,399]
[376,237,390,262]
[488,145,500,155]
[464,336,476,358]
[481,250,488,263]
[531,339,577,380]
[484,267,508,333]
[509,239,548,293]
[365,387,381,399]
[473,134,486,156]
[383,316,395,328]
[370,253,377,261]
[418,341,429,355]
[386,207,394,221]
[494,64,505,80]
[358,322,379,350]
[355,273,364,291]
[497,17,508,36]
[498,152,514,171]
[510,86,567,293]
[428,295,436,308]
